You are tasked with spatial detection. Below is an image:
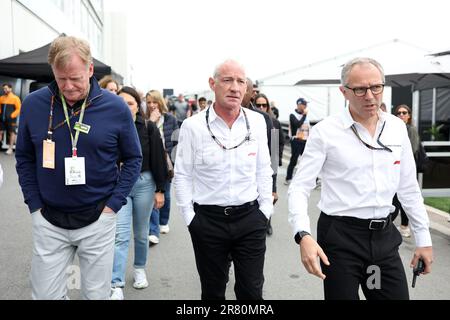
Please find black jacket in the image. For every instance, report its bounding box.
[135,114,168,191]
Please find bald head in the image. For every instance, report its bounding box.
[213,59,246,80]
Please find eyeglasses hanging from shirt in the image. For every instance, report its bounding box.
[350,121,392,152]
[205,106,251,150]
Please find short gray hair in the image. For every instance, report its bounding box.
[341,57,385,85]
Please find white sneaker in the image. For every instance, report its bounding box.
[398,225,411,238]
[284,179,291,185]
[5,148,13,155]
[160,225,170,234]
[148,235,159,245]
[133,268,148,289]
[110,287,124,300]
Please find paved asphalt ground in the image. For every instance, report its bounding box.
[0,150,449,300]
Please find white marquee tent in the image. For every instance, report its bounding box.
[257,39,450,122]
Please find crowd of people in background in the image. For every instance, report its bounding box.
[4,34,435,301]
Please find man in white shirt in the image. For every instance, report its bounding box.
[288,57,433,300]
[174,60,273,300]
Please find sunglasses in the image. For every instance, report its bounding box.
[256,103,268,108]
[396,111,409,116]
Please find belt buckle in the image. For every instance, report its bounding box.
[369,219,386,230]
[224,207,233,216]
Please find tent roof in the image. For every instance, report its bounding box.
[0,42,112,82]
[258,39,437,87]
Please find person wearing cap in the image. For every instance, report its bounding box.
[174,60,273,300]
[284,97,310,185]
[288,57,433,300]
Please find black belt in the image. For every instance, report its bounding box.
[194,200,258,216]
[322,212,392,231]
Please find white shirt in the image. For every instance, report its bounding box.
[288,107,432,247]
[174,106,274,226]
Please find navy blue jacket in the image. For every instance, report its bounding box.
[15,78,142,215]
[161,112,179,162]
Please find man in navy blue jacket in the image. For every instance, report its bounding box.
[15,35,142,300]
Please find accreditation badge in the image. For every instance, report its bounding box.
[42,140,55,169]
[64,157,86,185]
[74,122,90,134]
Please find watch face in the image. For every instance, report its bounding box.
[300,231,310,238]
[295,231,310,244]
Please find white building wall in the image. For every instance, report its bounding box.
[1,0,125,79]
[0,0,15,59]
[103,10,128,84]
[11,2,59,54]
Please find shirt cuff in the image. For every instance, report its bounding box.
[414,230,432,247]
[181,206,196,226]
[258,202,273,220]
[106,198,121,214]
[28,198,44,214]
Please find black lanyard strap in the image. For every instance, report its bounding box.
[205,106,251,150]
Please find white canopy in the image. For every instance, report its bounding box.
[259,39,444,88]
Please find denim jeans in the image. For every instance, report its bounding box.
[111,171,155,288]
[149,181,171,237]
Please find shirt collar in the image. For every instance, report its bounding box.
[208,104,245,124]
[340,106,386,129]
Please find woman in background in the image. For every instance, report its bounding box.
[255,93,284,235]
[392,104,421,238]
[146,90,179,245]
[111,86,168,300]
[98,75,119,94]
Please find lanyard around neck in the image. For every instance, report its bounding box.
[205,106,251,150]
[60,89,89,157]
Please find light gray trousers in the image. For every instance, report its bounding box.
[31,210,116,300]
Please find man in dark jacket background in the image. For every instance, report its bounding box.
[285,97,310,185]
[15,35,142,300]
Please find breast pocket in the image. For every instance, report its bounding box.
[200,144,224,166]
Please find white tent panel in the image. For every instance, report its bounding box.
[261,84,392,122]
[259,39,432,86]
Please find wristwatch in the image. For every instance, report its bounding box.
[294,231,311,244]
[155,189,165,193]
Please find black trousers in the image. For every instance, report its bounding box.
[189,202,268,300]
[317,212,409,300]
[286,139,306,180]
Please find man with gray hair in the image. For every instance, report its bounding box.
[15,35,142,299]
[288,57,433,300]
[174,60,273,300]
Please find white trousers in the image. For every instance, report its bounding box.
[31,210,116,300]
